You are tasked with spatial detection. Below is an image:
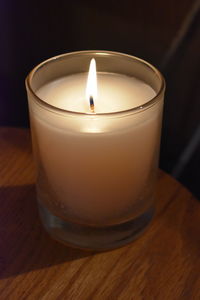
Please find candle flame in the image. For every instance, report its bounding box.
[86,58,97,112]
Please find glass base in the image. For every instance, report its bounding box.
[39,203,154,251]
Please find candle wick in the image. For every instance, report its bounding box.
[89,96,95,113]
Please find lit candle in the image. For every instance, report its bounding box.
[26,51,165,249]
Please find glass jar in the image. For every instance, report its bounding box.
[26,51,165,251]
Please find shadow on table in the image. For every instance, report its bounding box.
[0,184,92,279]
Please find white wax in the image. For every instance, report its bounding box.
[37,73,156,113]
[30,72,162,225]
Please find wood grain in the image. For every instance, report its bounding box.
[0,127,200,300]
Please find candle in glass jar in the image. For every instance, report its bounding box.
[31,58,161,225]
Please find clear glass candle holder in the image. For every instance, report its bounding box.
[26,50,165,251]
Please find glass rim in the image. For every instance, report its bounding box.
[26,50,165,117]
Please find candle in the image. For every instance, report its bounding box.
[35,63,157,222]
[26,51,165,250]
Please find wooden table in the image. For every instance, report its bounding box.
[0,128,200,300]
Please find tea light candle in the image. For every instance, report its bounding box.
[28,53,163,227]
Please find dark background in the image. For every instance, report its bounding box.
[0,0,200,198]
